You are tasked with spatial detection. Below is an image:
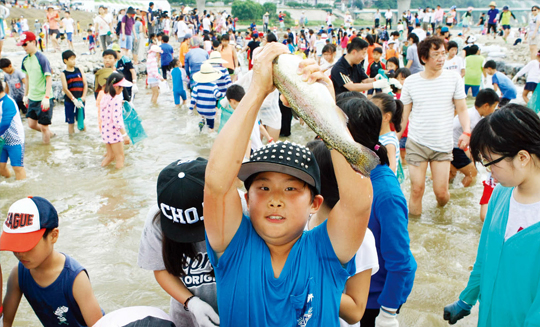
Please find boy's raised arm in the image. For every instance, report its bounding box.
[3,266,23,327]
[327,150,373,264]
[204,43,288,257]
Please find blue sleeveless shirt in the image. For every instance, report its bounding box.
[19,254,88,326]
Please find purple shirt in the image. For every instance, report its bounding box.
[122,14,135,36]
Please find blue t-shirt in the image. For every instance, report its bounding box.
[492,72,517,99]
[207,216,355,327]
[160,43,174,67]
[171,67,184,92]
[366,165,417,310]
[488,8,500,24]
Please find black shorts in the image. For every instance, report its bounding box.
[451,147,472,169]
[227,68,234,75]
[16,100,27,114]
[487,23,497,33]
[26,99,54,125]
[525,82,537,91]
[49,28,59,35]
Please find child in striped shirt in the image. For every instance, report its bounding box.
[205,51,232,94]
[190,63,224,132]
[60,50,87,134]
[147,45,164,105]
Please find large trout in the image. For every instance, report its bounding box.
[273,54,380,176]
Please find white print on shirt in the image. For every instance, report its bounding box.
[296,293,314,326]
[181,252,216,288]
[54,306,69,325]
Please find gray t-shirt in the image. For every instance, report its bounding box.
[4,69,26,101]
[138,205,217,327]
[406,44,424,75]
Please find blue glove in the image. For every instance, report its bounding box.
[443,299,472,324]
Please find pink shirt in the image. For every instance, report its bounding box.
[146,53,160,80]
[100,93,125,144]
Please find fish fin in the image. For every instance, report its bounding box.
[334,105,349,125]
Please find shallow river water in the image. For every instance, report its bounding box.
[0,85,485,326]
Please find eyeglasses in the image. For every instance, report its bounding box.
[480,155,509,171]
[429,51,447,59]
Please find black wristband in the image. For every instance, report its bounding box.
[184,295,196,311]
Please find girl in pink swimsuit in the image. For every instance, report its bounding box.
[100,72,132,169]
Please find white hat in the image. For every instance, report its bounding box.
[388,40,396,44]
[193,63,222,83]
[149,45,163,53]
[321,33,328,39]
[467,35,477,44]
[205,51,228,64]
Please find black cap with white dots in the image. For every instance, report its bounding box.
[238,141,321,194]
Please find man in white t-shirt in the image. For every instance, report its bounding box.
[62,11,75,50]
[20,16,29,32]
[422,7,432,31]
[399,36,471,216]
[385,9,393,29]
[411,23,426,42]
[202,14,211,34]
[443,41,465,77]
[94,6,113,51]
[314,33,327,64]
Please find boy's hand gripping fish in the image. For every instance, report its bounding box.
[273,54,380,176]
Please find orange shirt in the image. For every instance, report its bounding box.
[220,45,235,70]
[179,41,190,66]
[47,12,59,30]
[367,43,381,63]
[385,48,398,60]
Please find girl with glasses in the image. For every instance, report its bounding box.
[444,104,540,326]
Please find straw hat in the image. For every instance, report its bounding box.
[264,12,269,15]
[193,63,222,83]
[149,45,163,53]
[489,1,496,7]
[205,51,228,64]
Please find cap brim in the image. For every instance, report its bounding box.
[205,58,228,64]
[115,79,133,87]
[161,213,206,243]
[238,161,317,192]
[193,71,222,83]
[0,229,45,252]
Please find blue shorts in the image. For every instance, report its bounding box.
[120,34,134,50]
[173,90,187,105]
[502,25,511,30]
[464,85,480,97]
[64,100,85,124]
[0,144,24,167]
[399,136,407,150]
[67,32,73,41]
[525,82,538,91]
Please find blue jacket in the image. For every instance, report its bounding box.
[367,165,417,309]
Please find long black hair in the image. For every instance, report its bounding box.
[152,213,213,278]
[337,97,390,166]
[470,104,540,164]
[307,140,338,209]
[371,93,404,132]
[104,72,125,97]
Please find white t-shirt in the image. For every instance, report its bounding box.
[411,28,426,42]
[444,56,464,74]
[250,121,263,151]
[94,15,112,36]
[401,69,467,152]
[177,21,188,38]
[21,18,29,31]
[452,107,482,148]
[202,17,211,31]
[374,13,381,20]
[505,192,540,240]
[385,11,393,19]
[62,17,74,33]
[515,59,540,83]
[314,39,326,56]
[423,12,432,23]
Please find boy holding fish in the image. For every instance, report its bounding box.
[203,43,374,326]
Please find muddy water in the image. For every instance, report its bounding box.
[1,85,484,326]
